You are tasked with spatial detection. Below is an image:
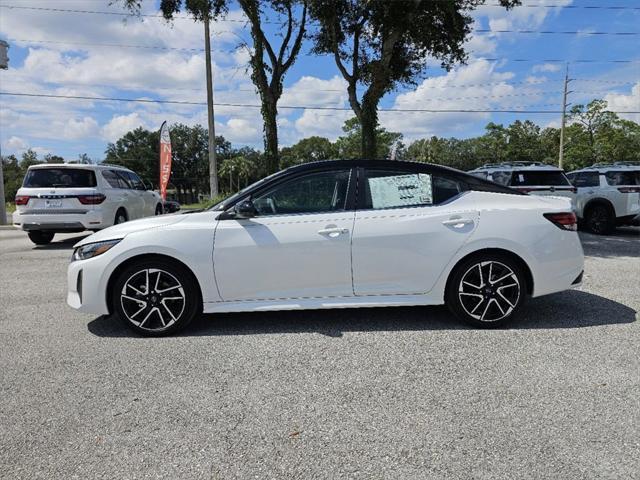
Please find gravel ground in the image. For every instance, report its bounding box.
[0,227,638,479]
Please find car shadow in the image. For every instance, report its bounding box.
[32,234,90,250]
[579,227,640,259]
[87,290,636,338]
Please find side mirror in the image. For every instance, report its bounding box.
[233,200,257,219]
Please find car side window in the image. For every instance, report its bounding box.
[574,172,599,188]
[362,169,433,210]
[491,170,512,186]
[103,170,129,189]
[252,169,351,216]
[125,171,146,190]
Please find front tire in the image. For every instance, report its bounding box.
[446,254,526,328]
[111,258,200,336]
[28,231,55,245]
[584,204,614,235]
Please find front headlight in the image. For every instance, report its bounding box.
[72,239,121,262]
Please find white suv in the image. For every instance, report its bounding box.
[566,162,640,234]
[467,162,576,202]
[13,164,163,245]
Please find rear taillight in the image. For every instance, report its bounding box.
[15,195,30,206]
[544,212,578,231]
[617,187,640,193]
[77,194,106,205]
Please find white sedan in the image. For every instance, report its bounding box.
[67,160,584,336]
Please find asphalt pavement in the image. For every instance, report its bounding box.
[1,227,638,479]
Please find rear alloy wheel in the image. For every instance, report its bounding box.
[585,204,614,235]
[28,231,55,245]
[447,255,526,328]
[114,209,127,225]
[112,259,200,336]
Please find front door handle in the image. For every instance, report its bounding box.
[318,227,349,237]
[442,217,474,228]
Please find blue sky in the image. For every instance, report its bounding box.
[0,0,638,161]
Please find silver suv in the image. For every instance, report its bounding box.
[566,162,640,234]
[468,162,576,201]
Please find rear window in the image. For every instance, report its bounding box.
[510,170,570,186]
[23,168,97,188]
[605,171,640,186]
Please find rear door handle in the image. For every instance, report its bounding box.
[318,227,348,237]
[442,217,474,228]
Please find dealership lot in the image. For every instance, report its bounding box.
[0,228,638,479]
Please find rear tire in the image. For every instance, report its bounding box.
[114,209,128,225]
[28,231,55,245]
[446,253,527,328]
[111,258,201,336]
[155,204,163,215]
[584,204,614,235]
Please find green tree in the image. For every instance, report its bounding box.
[334,117,402,159]
[118,0,307,175]
[280,136,336,168]
[1,154,23,202]
[309,0,519,159]
[44,154,65,163]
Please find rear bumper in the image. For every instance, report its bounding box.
[13,210,107,232]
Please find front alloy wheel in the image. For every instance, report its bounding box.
[112,259,200,336]
[447,255,526,328]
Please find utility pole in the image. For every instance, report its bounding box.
[558,64,572,169]
[0,149,6,225]
[0,40,8,225]
[204,12,218,198]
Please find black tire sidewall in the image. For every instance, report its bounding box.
[446,253,527,328]
[111,258,200,336]
[585,205,614,235]
[28,231,54,245]
[114,209,127,225]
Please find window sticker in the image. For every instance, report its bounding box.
[369,173,433,209]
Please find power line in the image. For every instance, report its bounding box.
[2,91,638,114]
[5,37,640,65]
[2,4,640,34]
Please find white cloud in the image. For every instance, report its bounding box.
[604,82,640,123]
[382,60,519,139]
[101,113,147,142]
[533,63,562,73]
[5,136,29,151]
[63,117,100,140]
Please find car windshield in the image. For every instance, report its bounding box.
[23,168,97,188]
[605,170,640,186]
[510,170,570,186]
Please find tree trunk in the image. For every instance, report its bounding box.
[263,98,279,174]
[360,99,379,159]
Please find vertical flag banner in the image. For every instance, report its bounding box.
[159,121,172,201]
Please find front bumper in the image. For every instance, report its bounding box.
[67,257,111,315]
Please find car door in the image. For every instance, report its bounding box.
[571,172,600,217]
[122,171,151,218]
[213,168,355,301]
[351,167,479,296]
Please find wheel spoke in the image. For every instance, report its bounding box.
[494,297,506,315]
[463,280,482,290]
[144,269,150,294]
[480,299,493,321]
[497,290,516,308]
[154,270,162,292]
[156,307,166,327]
[460,292,483,299]
[155,284,181,294]
[477,263,484,287]
[130,303,148,320]
[488,262,493,284]
[126,284,145,296]
[138,307,156,327]
[122,294,145,304]
[470,296,485,314]
[491,272,514,285]
[161,301,178,322]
